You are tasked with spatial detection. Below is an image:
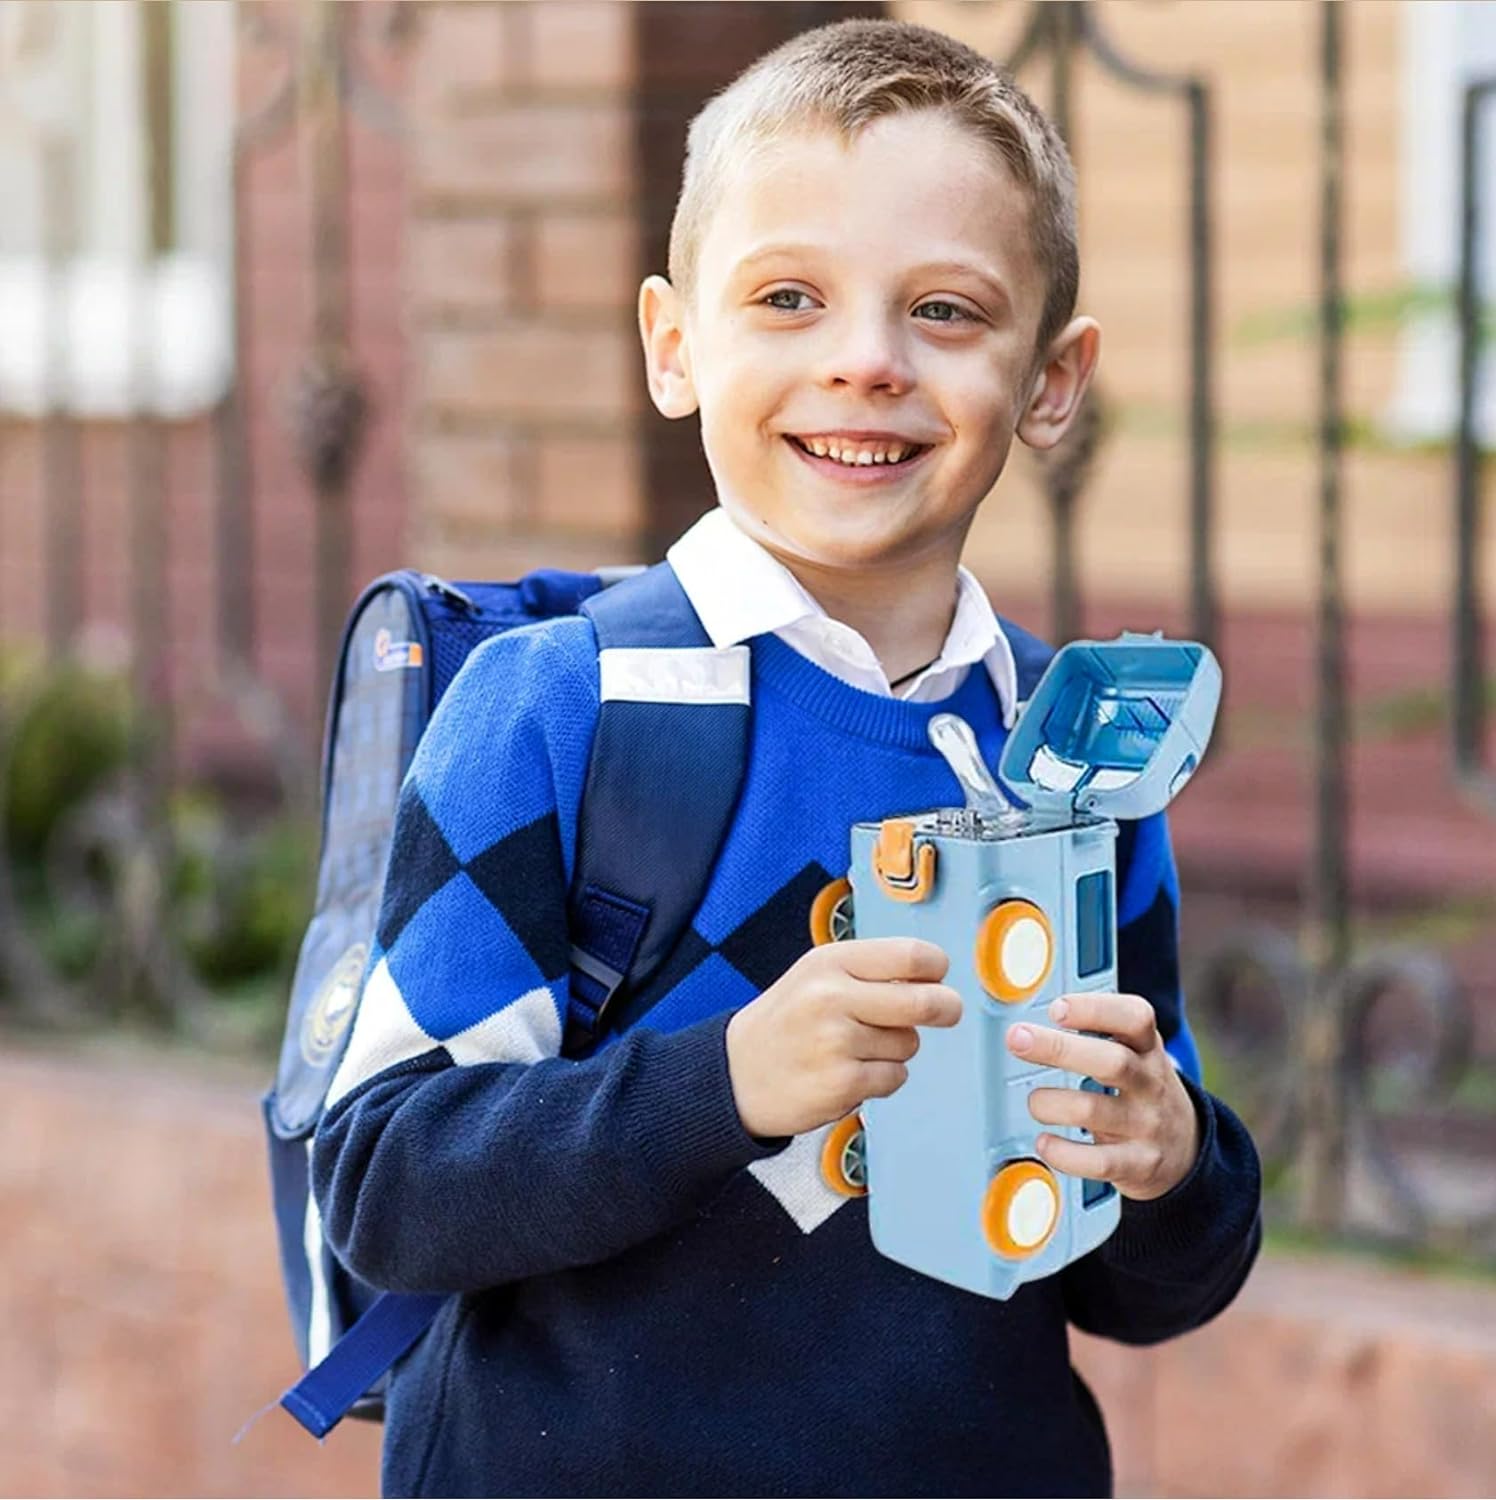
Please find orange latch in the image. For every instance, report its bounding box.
[873,818,937,902]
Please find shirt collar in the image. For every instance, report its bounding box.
[666,508,1019,727]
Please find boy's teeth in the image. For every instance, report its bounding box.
[803,437,914,466]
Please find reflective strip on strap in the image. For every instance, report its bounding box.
[599,646,750,705]
[302,1141,333,1367]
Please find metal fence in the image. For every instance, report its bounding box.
[1008,2,1495,1260]
[0,0,1491,1261]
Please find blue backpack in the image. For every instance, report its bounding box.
[262,561,753,1439]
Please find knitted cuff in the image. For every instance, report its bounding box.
[623,1010,789,1206]
[1105,1073,1263,1277]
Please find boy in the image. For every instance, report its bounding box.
[313,19,1261,1498]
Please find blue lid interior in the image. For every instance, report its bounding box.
[997,633,1221,821]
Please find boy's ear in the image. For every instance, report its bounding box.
[1015,316,1101,451]
[638,274,699,420]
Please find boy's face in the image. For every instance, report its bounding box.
[640,109,1098,576]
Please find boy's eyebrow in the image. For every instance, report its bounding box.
[729,241,829,277]
[909,259,1013,313]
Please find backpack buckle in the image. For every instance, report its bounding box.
[565,885,651,1046]
[569,945,626,1016]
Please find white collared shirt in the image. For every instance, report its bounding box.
[665,508,1019,728]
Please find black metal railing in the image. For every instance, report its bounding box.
[1455,71,1496,811]
[1002,1,1493,1260]
[1006,1,1217,656]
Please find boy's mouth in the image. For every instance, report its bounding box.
[784,434,932,469]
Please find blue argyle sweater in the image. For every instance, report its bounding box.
[312,614,1262,1499]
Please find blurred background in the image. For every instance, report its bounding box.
[0,0,1493,1495]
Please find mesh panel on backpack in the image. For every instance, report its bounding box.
[430,613,503,700]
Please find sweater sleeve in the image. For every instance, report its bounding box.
[311,619,780,1296]
[1060,810,1263,1342]
[1059,1074,1262,1343]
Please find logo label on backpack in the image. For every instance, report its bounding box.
[373,628,424,672]
[301,943,369,1066]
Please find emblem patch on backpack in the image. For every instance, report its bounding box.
[373,627,424,672]
[301,943,368,1066]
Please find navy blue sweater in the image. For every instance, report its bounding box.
[312,616,1262,1497]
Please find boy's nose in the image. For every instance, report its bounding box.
[818,318,916,396]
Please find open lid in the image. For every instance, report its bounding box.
[997,632,1221,821]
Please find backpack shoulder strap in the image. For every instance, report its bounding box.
[995,612,1056,705]
[275,561,748,1440]
[565,561,751,1051]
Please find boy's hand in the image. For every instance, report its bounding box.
[1007,992,1201,1201]
[726,939,962,1140]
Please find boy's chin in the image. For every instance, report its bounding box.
[755,514,930,575]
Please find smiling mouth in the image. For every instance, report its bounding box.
[786,435,931,468]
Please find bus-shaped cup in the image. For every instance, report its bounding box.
[817,632,1220,1300]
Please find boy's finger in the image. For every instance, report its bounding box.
[1027,1085,1127,1137]
[1031,1132,1118,1182]
[835,937,950,984]
[1047,991,1157,1052]
[851,1022,921,1064]
[1006,1023,1132,1085]
[849,980,963,1030]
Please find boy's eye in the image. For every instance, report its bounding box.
[762,288,816,312]
[914,300,973,324]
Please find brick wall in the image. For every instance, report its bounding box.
[3,1041,1495,1499]
[403,0,646,583]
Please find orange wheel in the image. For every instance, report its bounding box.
[974,900,1054,1003]
[820,1113,868,1197]
[809,878,854,946]
[981,1160,1061,1259]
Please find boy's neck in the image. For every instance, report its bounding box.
[776,548,962,688]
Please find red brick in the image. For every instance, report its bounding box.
[410,1,512,106]
[415,524,640,586]
[415,103,632,205]
[409,217,519,314]
[535,210,640,312]
[528,0,633,91]
[535,430,643,540]
[420,323,637,421]
[415,431,527,533]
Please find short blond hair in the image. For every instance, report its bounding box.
[668,18,1079,353]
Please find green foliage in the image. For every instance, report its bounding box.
[4,663,136,867]
[0,658,317,1043]
[173,796,316,988]
[1230,280,1494,350]
[1113,398,1482,458]
[1222,678,1496,755]
[1113,279,1496,458]
[1262,1222,1496,1285]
